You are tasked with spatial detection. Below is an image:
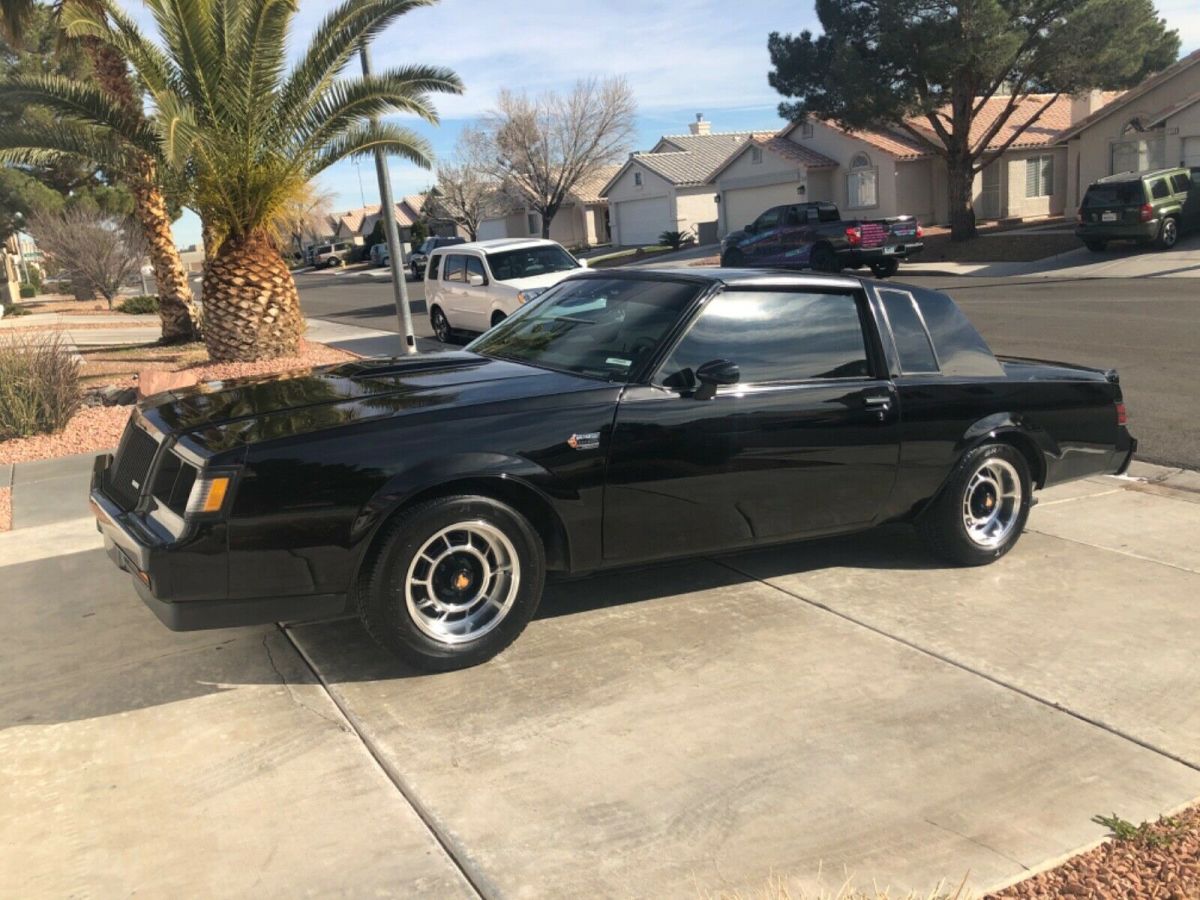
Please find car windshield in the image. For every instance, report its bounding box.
[418,240,435,253]
[468,277,701,382]
[486,245,579,281]
[1083,183,1145,207]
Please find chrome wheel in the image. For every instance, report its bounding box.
[404,521,520,645]
[1160,217,1178,248]
[961,458,1022,549]
[431,307,450,342]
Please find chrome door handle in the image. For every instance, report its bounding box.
[864,395,891,407]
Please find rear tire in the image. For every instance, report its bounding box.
[916,443,1032,566]
[1156,216,1178,250]
[810,243,842,273]
[359,496,546,672]
[412,263,423,280]
[1084,239,1107,252]
[869,258,899,278]
[430,305,451,343]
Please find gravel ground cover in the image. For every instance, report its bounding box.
[0,486,10,532]
[0,340,355,466]
[986,806,1200,899]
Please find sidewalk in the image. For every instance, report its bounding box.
[2,453,1198,896]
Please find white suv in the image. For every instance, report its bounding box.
[425,239,586,341]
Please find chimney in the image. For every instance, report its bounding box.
[1070,90,1104,125]
[689,113,711,136]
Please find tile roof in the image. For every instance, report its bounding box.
[706,134,839,182]
[569,164,622,203]
[1145,90,1200,128]
[636,132,757,185]
[1057,48,1200,142]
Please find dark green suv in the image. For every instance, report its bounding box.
[1076,167,1198,251]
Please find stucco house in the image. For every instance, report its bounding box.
[476,165,618,248]
[601,116,753,245]
[1060,48,1200,211]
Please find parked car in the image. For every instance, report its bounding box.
[368,242,389,267]
[1075,167,1199,251]
[90,269,1136,672]
[721,201,923,277]
[409,235,465,279]
[424,238,585,341]
[312,241,352,268]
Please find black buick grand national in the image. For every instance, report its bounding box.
[91,270,1136,671]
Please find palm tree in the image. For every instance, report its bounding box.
[4,0,461,361]
[0,0,199,343]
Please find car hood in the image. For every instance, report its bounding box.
[140,351,607,456]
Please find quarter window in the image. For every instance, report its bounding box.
[1149,178,1170,199]
[444,254,466,282]
[661,291,870,385]
[1024,155,1054,198]
[879,289,938,374]
[1170,173,1190,194]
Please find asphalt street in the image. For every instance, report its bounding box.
[296,270,1198,469]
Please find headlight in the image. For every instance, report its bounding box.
[186,470,237,516]
[517,288,548,305]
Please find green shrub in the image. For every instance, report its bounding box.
[658,230,694,251]
[0,331,82,439]
[118,294,160,315]
[19,283,36,298]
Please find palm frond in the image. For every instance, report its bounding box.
[0,119,134,172]
[61,0,184,100]
[289,66,460,156]
[0,0,35,43]
[0,74,162,157]
[271,0,437,144]
[143,0,222,122]
[308,120,433,176]
[223,0,292,137]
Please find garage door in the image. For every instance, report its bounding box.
[1183,136,1200,168]
[723,184,799,236]
[616,196,672,246]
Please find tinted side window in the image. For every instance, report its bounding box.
[880,289,939,373]
[1150,178,1170,200]
[428,254,443,280]
[466,257,487,281]
[661,291,870,385]
[912,291,1004,377]
[755,208,781,230]
[444,255,466,282]
[1170,173,1190,194]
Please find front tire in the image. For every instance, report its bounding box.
[412,263,423,280]
[359,496,546,672]
[490,311,507,328]
[916,443,1032,566]
[721,247,745,267]
[430,305,451,343]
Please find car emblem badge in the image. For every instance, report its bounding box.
[567,432,600,451]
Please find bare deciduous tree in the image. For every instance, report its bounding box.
[273,181,338,257]
[489,77,636,239]
[434,127,501,241]
[29,207,147,308]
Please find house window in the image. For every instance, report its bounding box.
[846,153,877,209]
[750,146,763,164]
[1024,154,1054,198]
[800,120,814,139]
[527,212,539,234]
[1110,136,1165,175]
[634,171,643,187]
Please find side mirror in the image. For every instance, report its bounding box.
[744,222,758,234]
[693,359,739,400]
[467,272,486,287]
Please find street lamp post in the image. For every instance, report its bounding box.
[359,42,418,355]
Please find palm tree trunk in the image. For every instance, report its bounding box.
[82,36,199,342]
[202,230,305,362]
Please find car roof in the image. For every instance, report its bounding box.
[568,267,867,290]
[431,238,561,254]
[1094,167,1187,184]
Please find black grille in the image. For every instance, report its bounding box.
[106,420,160,510]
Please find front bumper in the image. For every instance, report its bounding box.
[837,241,924,264]
[90,454,347,631]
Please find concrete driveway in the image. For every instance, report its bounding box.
[2,460,1198,897]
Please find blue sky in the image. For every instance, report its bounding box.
[114,0,1199,249]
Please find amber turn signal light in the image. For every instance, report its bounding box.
[186,475,232,516]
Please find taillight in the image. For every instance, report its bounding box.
[845,226,862,247]
[915,224,924,239]
[1076,208,1084,225]
[1115,402,1127,426]
[1139,203,1154,223]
